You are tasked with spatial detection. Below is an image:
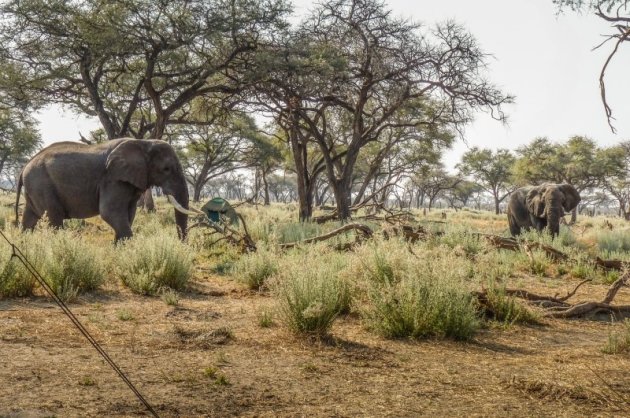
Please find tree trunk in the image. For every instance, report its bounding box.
[494,197,500,215]
[261,168,270,205]
[332,179,352,221]
[288,113,314,221]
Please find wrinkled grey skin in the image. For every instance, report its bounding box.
[15,138,189,242]
[507,183,581,237]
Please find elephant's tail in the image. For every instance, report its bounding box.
[14,171,23,226]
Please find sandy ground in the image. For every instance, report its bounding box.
[1,270,630,418]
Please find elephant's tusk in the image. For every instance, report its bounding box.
[166,195,205,216]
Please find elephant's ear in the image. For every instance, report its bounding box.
[526,186,545,218]
[106,140,148,190]
[559,183,581,212]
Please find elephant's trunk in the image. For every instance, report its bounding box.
[546,208,561,237]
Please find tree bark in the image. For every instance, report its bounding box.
[261,167,271,205]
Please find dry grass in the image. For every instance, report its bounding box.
[1,198,630,416]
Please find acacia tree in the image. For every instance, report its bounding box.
[554,0,630,132]
[289,0,511,220]
[512,136,614,222]
[457,147,516,214]
[253,0,510,221]
[0,109,41,188]
[599,142,630,218]
[176,114,262,202]
[410,167,463,210]
[0,0,289,139]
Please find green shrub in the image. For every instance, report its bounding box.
[356,242,479,340]
[596,230,630,254]
[257,309,274,328]
[602,320,630,355]
[274,248,349,335]
[231,247,279,290]
[161,289,180,306]
[276,222,324,244]
[117,232,193,295]
[482,285,539,325]
[41,231,106,301]
[439,227,486,256]
[0,230,39,298]
[0,227,106,301]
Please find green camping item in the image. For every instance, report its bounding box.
[201,197,239,225]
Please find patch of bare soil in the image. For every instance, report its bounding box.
[1,273,629,417]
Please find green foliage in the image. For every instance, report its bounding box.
[117,309,134,321]
[276,222,324,244]
[0,229,40,298]
[274,248,350,336]
[161,289,180,306]
[231,246,279,290]
[512,136,606,192]
[438,227,487,257]
[355,241,479,341]
[482,285,539,325]
[596,230,630,254]
[457,147,515,213]
[0,109,41,178]
[0,226,106,301]
[117,232,193,295]
[41,231,106,301]
[0,0,291,139]
[602,320,630,355]
[257,309,274,328]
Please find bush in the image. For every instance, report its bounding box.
[0,227,106,301]
[274,248,350,335]
[231,247,279,290]
[355,241,479,340]
[597,230,630,255]
[482,284,539,325]
[0,229,39,298]
[117,232,193,295]
[41,231,106,301]
[602,320,630,355]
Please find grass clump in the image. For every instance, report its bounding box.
[0,231,39,298]
[41,231,106,301]
[117,232,193,295]
[356,241,479,341]
[602,320,630,355]
[161,289,180,306]
[274,247,349,336]
[231,247,279,290]
[116,309,134,321]
[481,284,539,325]
[596,230,630,254]
[257,309,274,328]
[0,226,106,301]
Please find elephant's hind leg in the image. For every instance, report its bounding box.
[21,204,41,231]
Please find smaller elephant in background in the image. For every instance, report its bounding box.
[507,183,581,237]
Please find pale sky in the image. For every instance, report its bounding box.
[37,0,630,170]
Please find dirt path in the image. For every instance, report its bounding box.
[1,275,629,417]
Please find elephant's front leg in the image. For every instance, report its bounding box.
[100,184,137,242]
[531,217,547,233]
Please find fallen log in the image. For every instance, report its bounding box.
[279,223,374,250]
[544,302,630,319]
[481,234,627,271]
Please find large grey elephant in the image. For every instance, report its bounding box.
[15,138,194,241]
[507,183,581,237]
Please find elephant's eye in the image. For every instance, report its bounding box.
[163,166,171,173]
